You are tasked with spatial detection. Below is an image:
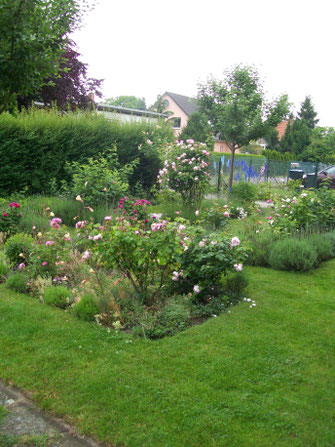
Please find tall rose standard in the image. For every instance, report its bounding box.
[157,139,211,210]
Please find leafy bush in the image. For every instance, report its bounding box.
[0,201,23,238]
[307,234,334,263]
[247,230,277,266]
[91,216,186,306]
[132,299,190,339]
[268,238,317,271]
[157,140,211,210]
[61,150,135,206]
[6,273,28,293]
[220,270,249,299]
[43,286,71,308]
[272,188,335,233]
[4,232,34,265]
[231,181,258,203]
[0,262,10,281]
[172,229,249,303]
[72,294,100,321]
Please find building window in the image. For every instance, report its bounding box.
[172,117,181,128]
[220,145,224,153]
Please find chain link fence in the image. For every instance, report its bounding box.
[210,155,329,193]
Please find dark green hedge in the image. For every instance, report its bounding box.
[0,109,174,195]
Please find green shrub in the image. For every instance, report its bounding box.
[4,232,34,265]
[72,294,100,321]
[247,230,277,266]
[220,270,249,299]
[307,234,334,263]
[6,273,28,293]
[133,299,190,339]
[43,286,71,308]
[268,238,317,271]
[231,181,258,203]
[0,262,10,281]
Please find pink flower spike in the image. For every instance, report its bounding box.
[45,240,55,246]
[266,199,272,203]
[42,262,48,266]
[266,216,273,220]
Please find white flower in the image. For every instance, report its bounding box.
[76,195,83,202]
[234,263,243,272]
[195,210,199,216]
[230,236,240,247]
[172,271,179,281]
[93,234,102,241]
[199,240,205,248]
[193,285,200,294]
[211,241,217,246]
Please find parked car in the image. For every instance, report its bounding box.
[317,166,335,188]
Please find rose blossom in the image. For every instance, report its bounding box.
[230,236,240,247]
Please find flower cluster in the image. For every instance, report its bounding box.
[157,140,211,209]
[117,197,152,224]
[0,202,23,238]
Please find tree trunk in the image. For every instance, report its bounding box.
[228,147,236,191]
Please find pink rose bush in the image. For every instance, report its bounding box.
[157,140,211,210]
[0,202,23,238]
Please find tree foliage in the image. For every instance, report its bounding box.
[0,0,91,114]
[104,96,147,110]
[18,41,103,110]
[198,65,289,188]
[279,119,312,156]
[298,96,319,129]
[179,111,215,149]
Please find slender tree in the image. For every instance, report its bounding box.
[198,65,289,189]
[298,96,319,129]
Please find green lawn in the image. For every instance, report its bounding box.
[0,262,335,447]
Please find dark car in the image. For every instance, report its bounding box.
[317,165,335,188]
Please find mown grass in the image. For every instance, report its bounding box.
[0,262,335,447]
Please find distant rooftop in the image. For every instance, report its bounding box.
[97,103,168,118]
[164,92,199,116]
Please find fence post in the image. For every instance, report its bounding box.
[217,159,222,193]
[248,159,252,182]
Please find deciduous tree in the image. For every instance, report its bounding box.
[0,0,92,113]
[198,65,289,189]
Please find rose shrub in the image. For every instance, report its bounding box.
[0,202,23,238]
[157,140,211,209]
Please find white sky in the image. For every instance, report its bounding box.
[73,0,335,127]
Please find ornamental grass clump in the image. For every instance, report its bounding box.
[268,238,317,272]
[157,139,211,210]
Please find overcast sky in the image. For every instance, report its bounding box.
[73,0,335,127]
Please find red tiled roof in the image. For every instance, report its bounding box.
[276,120,293,140]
